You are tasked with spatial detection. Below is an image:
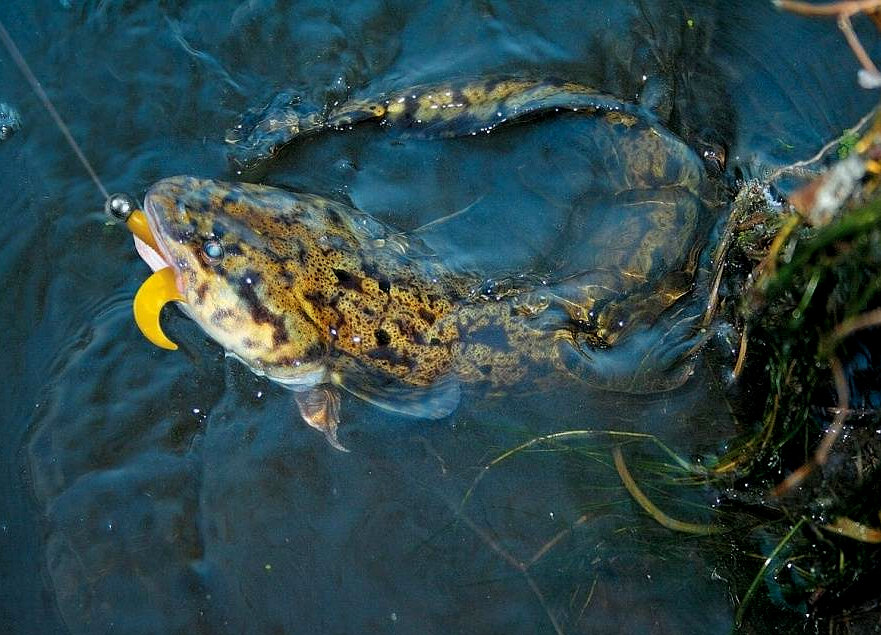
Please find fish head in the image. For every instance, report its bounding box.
[141,175,329,387]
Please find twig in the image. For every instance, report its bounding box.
[775,0,881,80]
[828,306,881,343]
[839,11,881,75]
[770,303,881,496]
[703,203,740,328]
[772,355,849,495]
[753,214,802,291]
[776,0,881,16]
[816,355,850,465]
[767,107,878,181]
[733,325,749,380]
[771,462,816,496]
[813,308,881,463]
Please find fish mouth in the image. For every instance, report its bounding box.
[133,232,169,274]
[127,179,190,350]
[140,177,191,277]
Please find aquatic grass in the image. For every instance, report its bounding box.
[713,102,881,628]
[612,446,721,536]
[734,518,807,629]
[460,429,705,514]
[446,78,881,633]
[741,194,881,492]
[408,423,728,635]
[460,428,723,551]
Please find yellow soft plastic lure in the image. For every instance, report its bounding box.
[133,266,184,350]
[126,209,185,350]
[126,209,160,253]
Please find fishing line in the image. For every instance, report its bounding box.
[0,18,110,201]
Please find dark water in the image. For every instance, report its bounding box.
[0,2,877,633]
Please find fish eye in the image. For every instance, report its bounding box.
[699,142,728,176]
[201,239,224,264]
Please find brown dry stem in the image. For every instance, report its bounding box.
[772,307,881,495]
[776,0,881,81]
[823,515,881,542]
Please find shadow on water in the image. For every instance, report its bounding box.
[1,1,878,633]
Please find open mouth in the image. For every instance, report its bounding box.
[126,203,185,351]
[133,233,168,273]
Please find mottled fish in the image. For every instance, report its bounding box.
[133,78,720,449]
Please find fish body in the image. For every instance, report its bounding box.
[136,78,721,447]
[228,77,648,171]
[142,177,560,429]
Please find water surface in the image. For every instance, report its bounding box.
[1,1,877,632]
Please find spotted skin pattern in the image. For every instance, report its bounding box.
[225,79,711,346]
[146,79,717,426]
[144,177,558,405]
[227,78,642,170]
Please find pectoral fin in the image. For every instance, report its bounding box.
[133,267,184,350]
[332,359,461,420]
[294,387,349,452]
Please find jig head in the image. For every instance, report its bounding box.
[106,193,184,350]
